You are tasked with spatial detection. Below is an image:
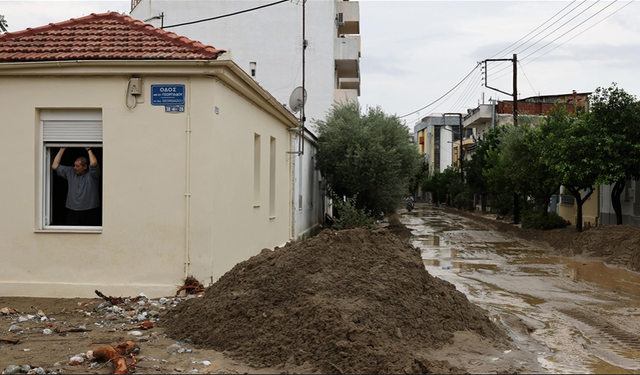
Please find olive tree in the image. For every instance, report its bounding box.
[314,101,422,216]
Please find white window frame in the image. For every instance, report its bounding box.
[39,109,103,232]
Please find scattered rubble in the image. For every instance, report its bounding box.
[1,290,211,374]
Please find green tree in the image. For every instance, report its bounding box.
[483,140,515,217]
[420,166,461,206]
[464,126,502,212]
[498,119,562,217]
[314,101,422,216]
[539,106,600,232]
[584,83,640,224]
[0,15,8,33]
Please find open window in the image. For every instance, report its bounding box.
[41,110,103,230]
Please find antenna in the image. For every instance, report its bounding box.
[289,86,307,113]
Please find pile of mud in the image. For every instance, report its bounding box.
[160,224,508,374]
[557,225,640,271]
[446,207,640,273]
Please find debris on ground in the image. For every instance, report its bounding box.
[175,275,205,296]
[88,340,140,374]
[95,290,145,306]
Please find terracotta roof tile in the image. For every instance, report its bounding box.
[0,12,225,62]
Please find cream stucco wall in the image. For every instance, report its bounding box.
[0,61,296,298]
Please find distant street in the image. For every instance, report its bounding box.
[402,204,640,374]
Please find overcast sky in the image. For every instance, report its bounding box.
[2,0,639,127]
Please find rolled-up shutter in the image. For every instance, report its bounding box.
[41,110,102,142]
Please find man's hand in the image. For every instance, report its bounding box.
[52,147,67,170]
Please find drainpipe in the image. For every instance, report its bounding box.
[291,133,297,240]
[184,92,192,279]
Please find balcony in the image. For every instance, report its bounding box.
[334,89,359,104]
[336,1,360,35]
[463,104,493,128]
[338,77,360,96]
[335,36,360,79]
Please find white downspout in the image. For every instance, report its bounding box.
[184,86,192,279]
[291,132,297,240]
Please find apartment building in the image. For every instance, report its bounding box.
[129,0,361,131]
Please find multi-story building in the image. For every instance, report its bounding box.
[129,0,361,131]
[413,114,470,202]
[463,91,590,146]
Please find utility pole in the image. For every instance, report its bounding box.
[300,0,306,155]
[484,54,520,224]
[512,54,517,127]
[484,54,518,126]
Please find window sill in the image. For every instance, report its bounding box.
[269,216,276,220]
[254,204,260,208]
[36,227,102,234]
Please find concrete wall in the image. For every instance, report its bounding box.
[0,61,296,298]
[599,181,640,226]
[291,131,327,241]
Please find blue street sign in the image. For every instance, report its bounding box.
[151,84,185,106]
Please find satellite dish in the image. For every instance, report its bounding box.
[289,86,307,113]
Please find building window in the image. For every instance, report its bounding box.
[254,133,261,207]
[41,110,103,230]
[269,136,276,217]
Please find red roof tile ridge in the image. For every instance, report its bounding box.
[0,11,225,57]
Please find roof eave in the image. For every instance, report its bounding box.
[0,59,299,127]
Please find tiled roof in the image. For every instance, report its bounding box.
[0,12,225,62]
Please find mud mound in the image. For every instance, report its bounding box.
[443,207,640,273]
[558,225,640,271]
[160,227,508,374]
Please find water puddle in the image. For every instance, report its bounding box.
[403,207,640,374]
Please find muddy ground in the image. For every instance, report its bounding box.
[2,204,639,374]
[443,206,640,273]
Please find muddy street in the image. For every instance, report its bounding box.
[401,204,640,374]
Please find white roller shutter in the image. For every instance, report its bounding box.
[43,120,102,142]
[41,109,102,142]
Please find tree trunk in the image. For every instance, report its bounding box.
[513,192,520,224]
[565,186,593,233]
[481,194,486,212]
[611,179,625,225]
[541,185,560,218]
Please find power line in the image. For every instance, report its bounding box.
[515,0,603,58]
[518,61,537,97]
[491,0,601,78]
[523,0,634,66]
[521,0,619,61]
[398,62,481,119]
[447,66,483,113]
[162,0,290,29]
[492,0,624,81]
[490,0,581,60]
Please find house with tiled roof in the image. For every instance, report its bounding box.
[0,12,301,298]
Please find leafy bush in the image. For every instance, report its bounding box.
[329,190,375,230]
[521,210,568,230]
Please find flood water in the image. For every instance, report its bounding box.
[401,205,640,374]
